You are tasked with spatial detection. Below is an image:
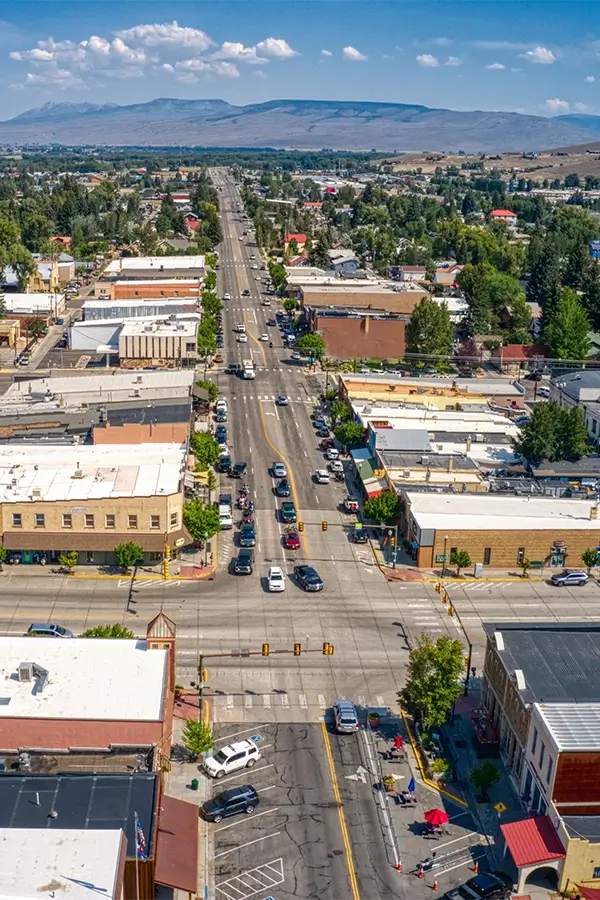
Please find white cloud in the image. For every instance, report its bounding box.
[585,75,596,83]
[25,65,84,88]
[575,101,594,112]
[445,56,461,66]
[255,37,297,59]
[417,53,440,67]
[432,37,452,46]
[486,62,505,70]
[321,49,333,57]
[252,70,268,79]
[471,40,534,50]
[172,58,240,80]
[522,46,556,64]
[116,21,213,51]
[213,41,267,65]
[544,97,570,113]
[382,54,393,60]
[343,46,367,61]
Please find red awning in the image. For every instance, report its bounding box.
[577,887,600,900]
[154,795,198,893]
[500,816,565,868]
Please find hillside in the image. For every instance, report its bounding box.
[0,97,597,152]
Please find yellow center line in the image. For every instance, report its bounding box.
[320,721,361,900]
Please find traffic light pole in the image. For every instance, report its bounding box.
[435,582,473,696]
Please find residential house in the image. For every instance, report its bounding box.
[551,369,600,446]
[327,248,359,276]
[491,343,549,376]
[284,233,307,254]
[395,265,427,283]
[434,262,463,287]
[57,253,75,285]
[489,208,518,226]
[184,213,201,233]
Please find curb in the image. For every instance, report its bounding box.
[400,707,468,808]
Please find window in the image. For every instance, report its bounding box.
[546,757,553,784]
[593,420,598,435]
[450,547,457,560]
[539,741,545,768]
[170,512,178,527]
[594,868,600,879]
[62,513,72,528]
[128,514,138,529]
[86,551,94,563]
[150,515,160,529]
[150,552,162,562]
[483,547,492,565]
[85,514,95,528]
[531,727,538,755]
[12,513,22,528]
[186,342,196,352]
[105,514,115,528]
[35,513,45,528]
[517,547,525,565]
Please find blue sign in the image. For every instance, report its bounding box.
[250,734,264,743]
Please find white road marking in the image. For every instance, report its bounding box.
[299,694,307,709]
[281,694,289,708]
[376,695,385,706]
[318,694,326,709]
[244,694,253,708]
[226,695,234,709]
[216,808,279,832]
[357,695,366,707]
[215,832,282,861]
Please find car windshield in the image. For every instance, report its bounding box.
[212,750,229,764]
[340,717,356,725]
[54,625,67,635]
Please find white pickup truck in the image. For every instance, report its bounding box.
[242,359,256,380]
[218,503,233,530]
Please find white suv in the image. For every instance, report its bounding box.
[203,739,260,779]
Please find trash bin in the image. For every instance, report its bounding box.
[191,778,199,791]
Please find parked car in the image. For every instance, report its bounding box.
[203,739,260,779]
[326,447,340,460]
[27,623,74,638]
[201,785,259,823]
[277,395,289,406]
[350,525,368,543]
[314,469,330,484]
[550,569,589,587]
[218,455,232,473]
[294,565,324,592]
[333,699,359,733]
[267,566,286,592]
[329,460,344,474]
[443,874,511,900]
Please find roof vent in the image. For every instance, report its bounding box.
[31,488,42,498]
[494,631,505,651]
[136,375,143,384]
[514,669,526,691]
[420,456,430,466]
[73,468,84,479]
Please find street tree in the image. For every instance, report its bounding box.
[0,545,6,571]
[282,298,297,314]
[334,421,365,449]
[450,548,472,577]
[364,490,401,525]
[58,551,78,573]
[544,288,591,361]
[25,317,47,340]
[81,624,136,639]
[190,432,220,471]
[471,761,500,801]
[296,333,326,360]
[513,402,588,464]
[182,719,214,759]
[399,633,464,729]
[268,262,287,290]
[206,468,217,505]
[195,378,218,404]
[331,400,350,425]
[114,542,144,572]
[183,499,220,544]
[582,548,598,574]
[406,297,453,360]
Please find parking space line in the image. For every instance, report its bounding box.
[216,807,279,832]
[215,832,281,859]
[318,694,326,709]
[217,764,275,784]
[214,724,271,743]
[437,830,479,848]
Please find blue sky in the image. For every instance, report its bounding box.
[1,1,600,119]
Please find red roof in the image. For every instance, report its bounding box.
[304,201,323,207]
[500,816,565,868]
[499,343,549,360]
[490,209,517,217]
[285,233,306,243]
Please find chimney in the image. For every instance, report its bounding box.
[447,456,453,473]
[466,436,472,452]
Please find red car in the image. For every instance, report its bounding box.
[320,438,335,451]
[283,530,301,550]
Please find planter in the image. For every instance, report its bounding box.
[368,713,380,728]
[383,776,396,792]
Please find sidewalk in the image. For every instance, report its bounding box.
[372,545,547,584]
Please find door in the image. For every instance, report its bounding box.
[227,752,245,773]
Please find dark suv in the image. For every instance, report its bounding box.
[232,462,248,479]
[201,785,259,823]
[233,550,253,575]
[281,501,297,523]
[443,874,511,900]
[239,524,256,548]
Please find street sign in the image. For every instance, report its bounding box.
[494,802,507,814]
[435,553,448,563]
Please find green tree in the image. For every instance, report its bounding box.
[182,718,214,758]
[21,213,53,253]
[334,421,365,448]
[195,378,218,404]
[563,242,590,291]
[268,262,287,290]
[544,288,590,361]
[527,235,562,324]
[114,542,144,572]
[0,545,6,571]
[458,263,496,334]
[80,624,136,639]
[206,467,217,505]
[582,261,600,330]
[183,499,221,544]
[282,298,297,314]
[364,490,401,524]
[308,234,331,269]
[58,551,79,573]
[450,548,472,577]
[399,633,464,729]
[331,400,350,424]
[9,244,37,291]
[296,333,326,360]
[471,761,501,801]
[582,547,599,574]
[190,431,220,471]
[25,317,47,340]
[514,402,588,464]
[406,297,453,359]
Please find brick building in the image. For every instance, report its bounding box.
[314,310,406,360]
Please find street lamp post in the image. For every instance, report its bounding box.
[443,534,448,578]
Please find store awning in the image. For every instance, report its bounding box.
[2,527,193,553]
[500,816,565,868]
[577,886,600,900]
[154,795,198,894]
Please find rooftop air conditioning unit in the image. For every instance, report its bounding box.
[420,456,430,466]
[475,434,484,442]
[18,661,34,682]
[403,469,411,478]
[31,488,42,498]
[73,468,84,479]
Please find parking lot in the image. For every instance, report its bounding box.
[206,715,495,900]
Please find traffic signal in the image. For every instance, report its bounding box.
[262,643,269,656]
[390,537,396,548]
[201,668,209,684]
[435,582,441,593]
[322,641,334,656]
[464,656,470,668]
[322,521,328,532]
[447,604,454,617]
[298,521,304,532]
[294,642,302,656]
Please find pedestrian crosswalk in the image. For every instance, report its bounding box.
[205,690,398,716]
[240,394,318,404]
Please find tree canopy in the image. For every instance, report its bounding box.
[544,288,591,361]
[183,499,221,543]
[405,297,453,360]
[513,401,589,464]
[400,634,465,729]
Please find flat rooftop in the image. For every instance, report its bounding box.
[406,492,600,531]
[483,622,600,704]
[0,443,184,502]
[110,277,202,286]
[104,255,204,273]
[354,403,520,435]
[343,374,523,398]
[0,828,123,900]
[302,282,421,296]
[120,317,199,337]
[563,816,600,843]
[0,636,166,721]
[534,702,600,752]
[0,774,157,858]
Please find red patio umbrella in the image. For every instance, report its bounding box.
[424,808,449,827]
[393,735,404,750]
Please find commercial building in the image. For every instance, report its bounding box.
[300,281,428,315]
[100,278,202,300]
[102,255,205,281]
[118,316,199,369]
[403,492,600,568]
[340,373,526,412]
[82,297,198,320]
[0,442,189,565]
[313,308,407,360]
[2,292,65,322]
[482,622,600,894]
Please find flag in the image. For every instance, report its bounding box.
[408,776,416,793]
[135,815,147,862]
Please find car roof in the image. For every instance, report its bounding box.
[29,623,58,630]
[221,739,257,756]
[334,699,357,712]
[468,875,503,891]
[221,785,257,800]
[269,566,284,576]
[282,500,295,506]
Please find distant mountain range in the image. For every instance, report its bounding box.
[1,97,600,152]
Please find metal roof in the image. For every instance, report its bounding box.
[500,816,565,868]
[534,703,600,751]
[483,623,600,704]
